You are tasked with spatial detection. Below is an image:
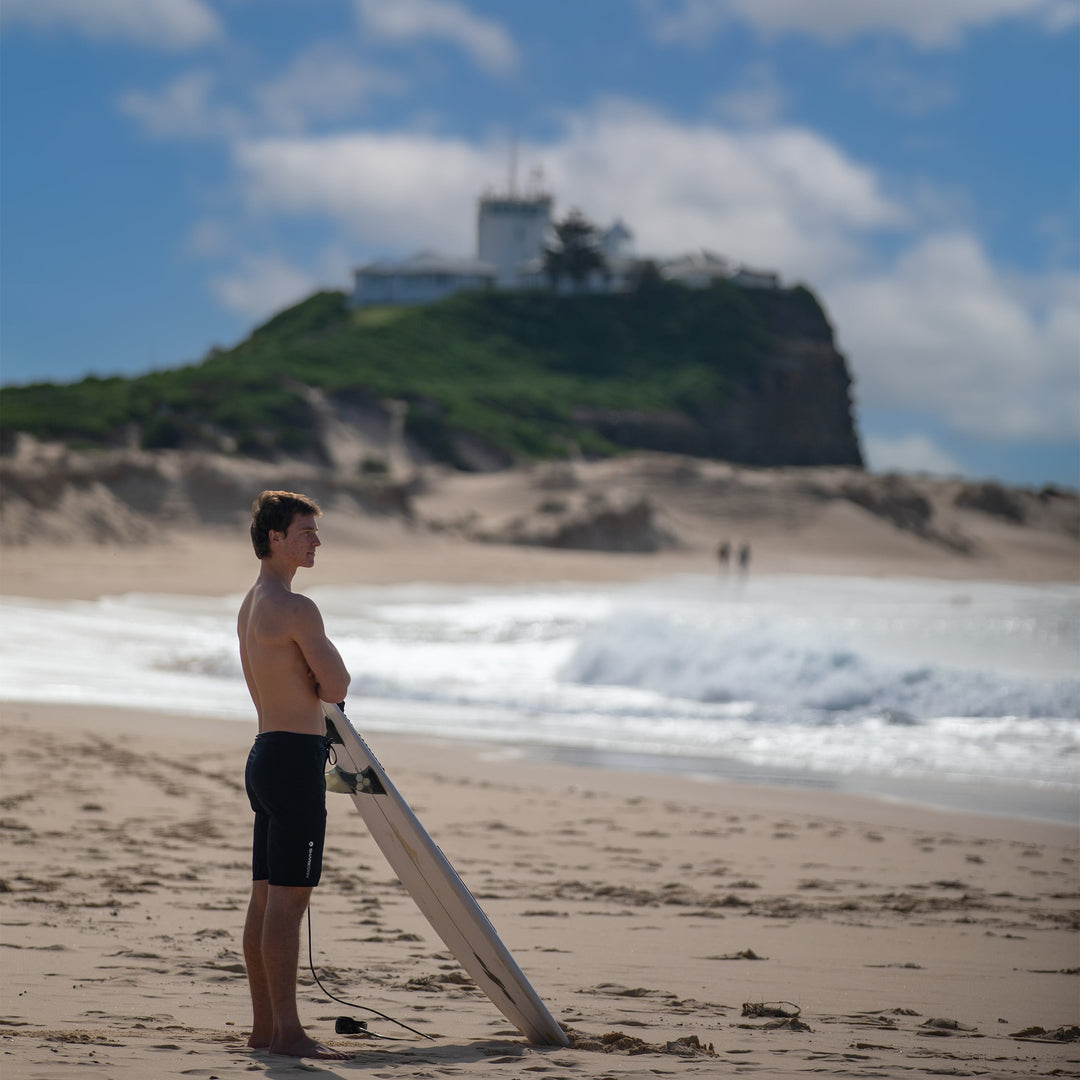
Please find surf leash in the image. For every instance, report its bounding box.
[306,907,437,1041]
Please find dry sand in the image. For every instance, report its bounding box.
[1,462,1078,1077]
[1,702,1077,1079]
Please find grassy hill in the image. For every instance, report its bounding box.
[0,280,858,469]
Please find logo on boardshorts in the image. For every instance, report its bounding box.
[306,840,314,878]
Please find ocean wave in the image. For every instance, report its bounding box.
[559,612,1080,720]
[3,579,1077,801]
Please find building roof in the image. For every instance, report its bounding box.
[356,250,497,278]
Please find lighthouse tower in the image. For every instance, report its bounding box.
[476,164,552,287]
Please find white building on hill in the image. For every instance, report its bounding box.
[351,250,495,307]
[352,185,559,306]
[350,182,775,307]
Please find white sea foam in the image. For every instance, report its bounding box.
[560,611,1079,717]
[2,574,1076,804]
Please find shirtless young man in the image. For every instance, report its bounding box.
[238,490,351,1060]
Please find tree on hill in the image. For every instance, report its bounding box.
[543,209,607,292]
[627,258,665,295]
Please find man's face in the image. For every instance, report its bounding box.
[275,513,321,567]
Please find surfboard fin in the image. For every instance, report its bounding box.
[355,766,386,795]
[325,766,358,794]
[325,765,386,796]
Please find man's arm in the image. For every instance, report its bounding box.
[290,595,351,704]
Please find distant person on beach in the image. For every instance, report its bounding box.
[237,491,351,1061]
[716,540,730,570]
[738,542,751,574]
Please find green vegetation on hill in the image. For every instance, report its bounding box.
[0,281,827,467]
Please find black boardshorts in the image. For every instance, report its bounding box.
[246,731,330,888]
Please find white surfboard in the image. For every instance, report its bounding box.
[320,701,569,1047]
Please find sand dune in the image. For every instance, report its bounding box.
[2,450,1077,601]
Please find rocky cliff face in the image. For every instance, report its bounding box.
[710,336,861,467]
[739,287,862,466]
[569,287,862,468]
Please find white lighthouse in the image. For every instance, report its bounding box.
[476,188,552,288]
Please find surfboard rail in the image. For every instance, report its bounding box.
[321,701,569,1047]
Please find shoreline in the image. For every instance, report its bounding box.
[3,696,1076,826]
[1,562,1075,830]
[516,742,1080,827]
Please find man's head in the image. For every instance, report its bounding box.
[250,490,322,560]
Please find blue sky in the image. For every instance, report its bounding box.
[2,0,1077,488]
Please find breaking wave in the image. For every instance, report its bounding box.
[559,613,1080,721]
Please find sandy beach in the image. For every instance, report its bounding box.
[2,460,1078,1078]
[1,698,1077,1079]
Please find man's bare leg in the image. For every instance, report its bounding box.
[243,881,273,1048]
[262,883,350,1060]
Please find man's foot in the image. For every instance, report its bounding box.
[268,1034,352,1060]
[247,1023,272,1049]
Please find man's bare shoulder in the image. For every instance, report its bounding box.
[279,589,321,614]
[243,578,306,608]
[256,585,323,625]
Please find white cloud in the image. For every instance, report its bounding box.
[848,57,957,116]
[118,71,242,139]
[120,46,401,141]
[641,0,1079,48]
[230,100,904,274]
[826,232,1080,442]
[863,432,965,477]
[233,131,494,253]
[253,45,403,132]
[711,62,788,126]
[354,0,519,75]
[538,102,906,278]
[210,253,319,321]
[1,0,221,49]
[210,247,356,322]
